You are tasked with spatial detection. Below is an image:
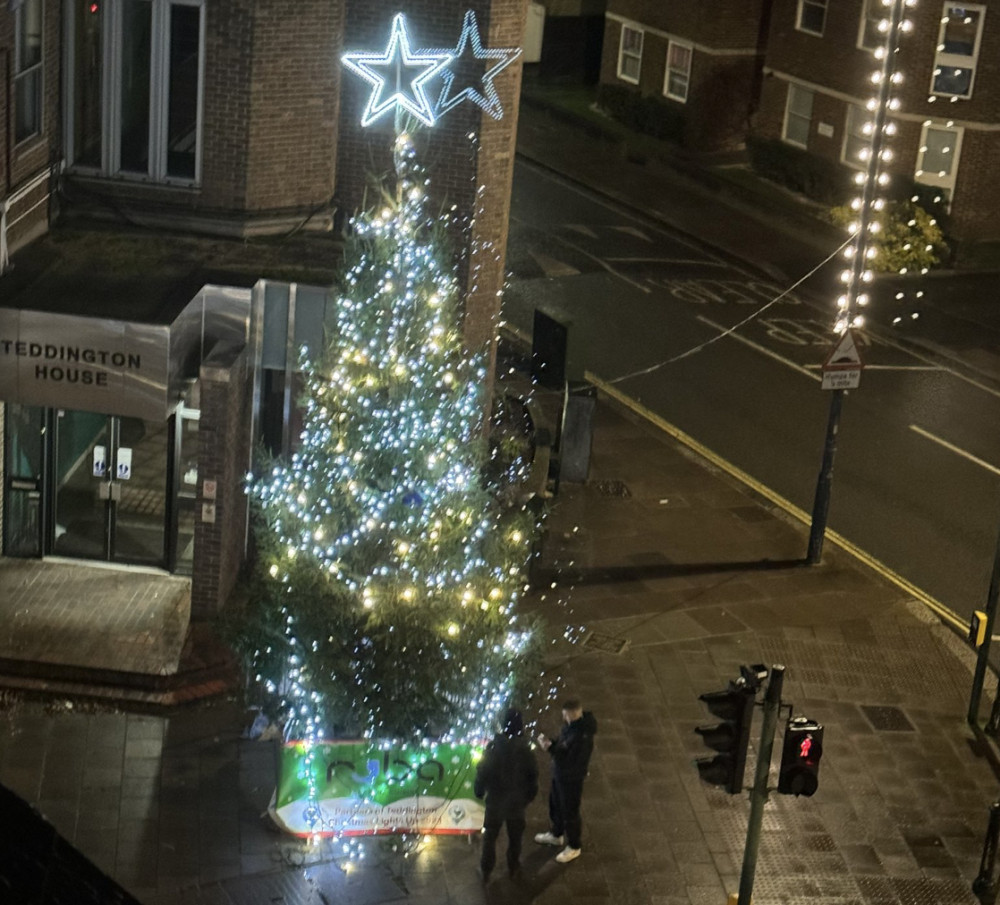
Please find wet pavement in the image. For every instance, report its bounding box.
[1,389,997,904]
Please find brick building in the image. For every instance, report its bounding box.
[599,0,771,151]
[0,0,526,617]
[600,0,1000,247]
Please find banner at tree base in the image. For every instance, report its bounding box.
[271,739,484,836]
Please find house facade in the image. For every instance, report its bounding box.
[0,0,527,618]
[757,0,1000,245]
[601,0,1000,247]
[599,0,771,151]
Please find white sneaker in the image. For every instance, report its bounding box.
[534,831,564,846]
[555,846,581,863]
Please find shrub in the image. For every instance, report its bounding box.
[829,200,948,273]
[746,137,849,206]
[596,83,686,143]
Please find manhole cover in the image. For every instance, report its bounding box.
[861,705,916,731]
[583,631,630,654]
[593,480,631,498]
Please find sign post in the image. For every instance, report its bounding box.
[808,330,866,563]
[820,328,864,390]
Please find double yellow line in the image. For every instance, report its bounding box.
[587,371,966,633]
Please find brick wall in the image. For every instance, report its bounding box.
[600,16,761,151]
[608,0,766,48]
[191,346,253,618]
[241,0,341,212]
[1,0,61,258]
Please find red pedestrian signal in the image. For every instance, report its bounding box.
[778,716,823,796]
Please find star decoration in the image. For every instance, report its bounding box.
[433,10,522,120]
[342,14,452,127]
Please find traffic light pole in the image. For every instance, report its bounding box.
[737,664,785,905]
[968,525,1000,725]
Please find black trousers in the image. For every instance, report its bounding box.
[549,776,584,849]
[481,817,526,874]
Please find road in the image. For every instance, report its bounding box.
[502,159,1000,624]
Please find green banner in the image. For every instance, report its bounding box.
[272,739,484,836]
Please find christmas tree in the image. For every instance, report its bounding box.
[241,132,537,753]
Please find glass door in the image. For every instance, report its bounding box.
[3,404,46,557]
[53,410,168,566]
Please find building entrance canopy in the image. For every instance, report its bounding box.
[0,286,249,420]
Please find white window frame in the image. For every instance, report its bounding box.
[663,40,692,103]
[841,104,869,169]
[914,121,963,203]
[617,24,643,85]
[930,3,986,100]
[65,0,206,185]
[782,84,814,149]
[796,0,827,36]
[14,0,44,144]
[857,0,884,50]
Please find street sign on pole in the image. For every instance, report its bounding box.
[821,329,864,390]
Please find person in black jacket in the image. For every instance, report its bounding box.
[474,708,539,881]
[534,698,597,864]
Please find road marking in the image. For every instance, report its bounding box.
[804,363,938,371]
[515,159,721,260]
[612,225,653,242]
[910,425,1000,477]
[865,331,1000,401]
[696,315,821,382]
[585,372,966,633]
[529,251,581,278]
[509,213,652,294]
[551,234,652,294]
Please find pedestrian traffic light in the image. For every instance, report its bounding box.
[695,682,756,794]
[778,716,823,796]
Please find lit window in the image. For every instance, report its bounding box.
[914,121,962,203]
[618,25,643,84]
[68,0,204,183]
[930,4,985,99]
[858,0,884,50]
[797,0,827,36]
[842,104,869,168]
[783,84,813,148]
[664,41,692,103]
[14,0,43,143]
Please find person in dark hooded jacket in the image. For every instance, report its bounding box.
[474,708,538,881]
[534,698,597,863]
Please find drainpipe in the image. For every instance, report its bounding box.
[1,46,12,273]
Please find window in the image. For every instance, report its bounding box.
[842,104,869,167]
[930,4,985,99]
[858,0,884,50]
[664,41,692,102]
[914,121,962,201]
[797,0,827,35]
[783,84,813,148]
[14,0,43,143]
[618,25,643,84]
[68,0,204,183]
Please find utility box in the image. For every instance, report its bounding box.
[559,382,596,484]
[532,308,581,388]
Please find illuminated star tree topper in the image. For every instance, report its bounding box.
[342,11,522,126]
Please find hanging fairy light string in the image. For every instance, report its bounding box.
[837,0,915,334]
